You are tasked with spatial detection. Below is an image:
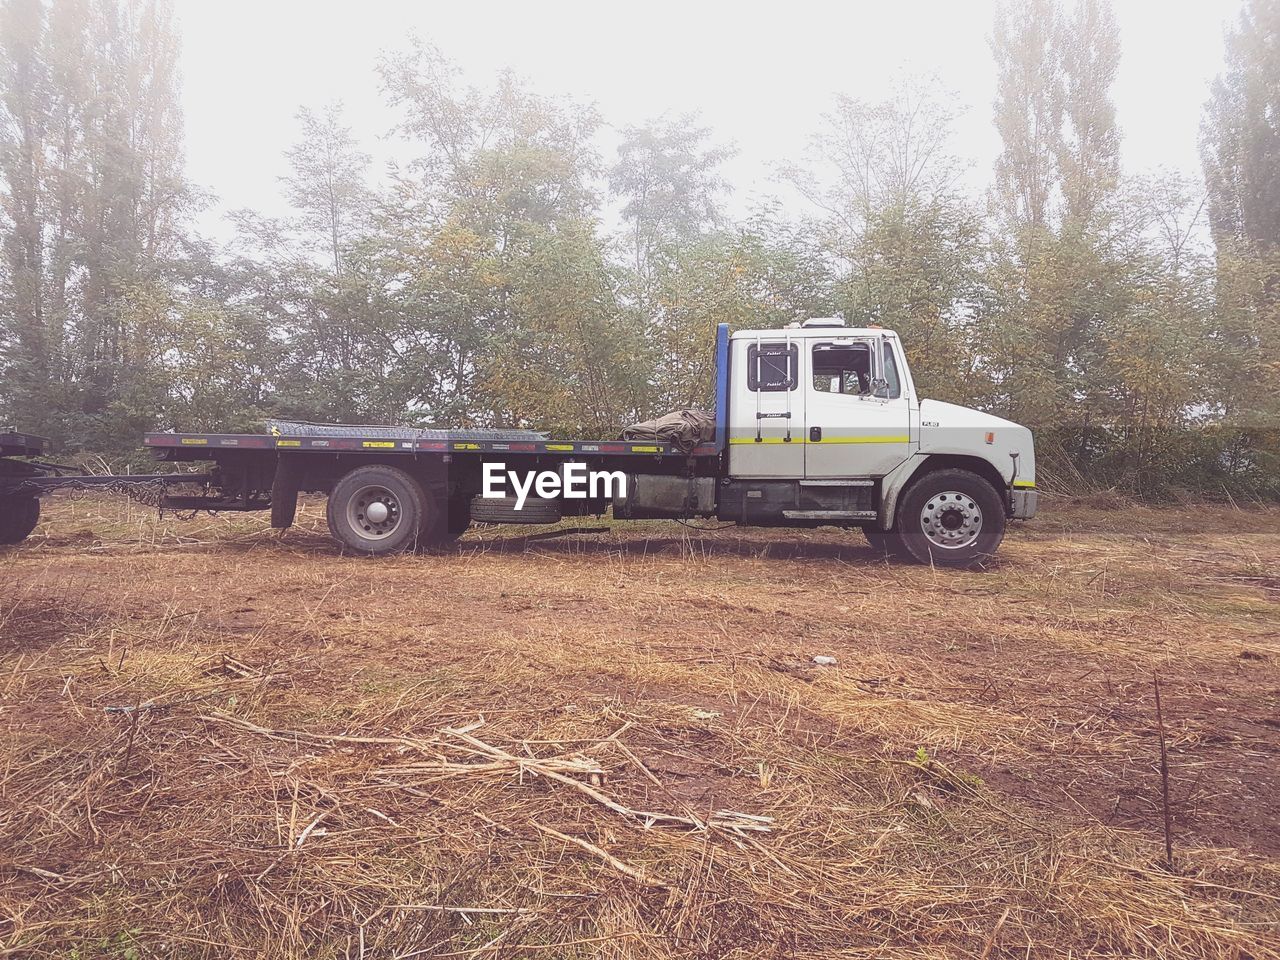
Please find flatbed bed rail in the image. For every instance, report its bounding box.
[143,432,720,457]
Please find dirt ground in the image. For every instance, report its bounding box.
[1,494,1278,958]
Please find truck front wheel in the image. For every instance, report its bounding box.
[0,496,40,545]
[326,465,432,555]
[896,469,1005,568]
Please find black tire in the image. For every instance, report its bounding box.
[469,494,562,525]
[0,496,40,545]
[896,469,1006,568]
[325,465,433,555]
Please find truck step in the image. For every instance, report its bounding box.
[798,479,875,487]
[782,509,877,521]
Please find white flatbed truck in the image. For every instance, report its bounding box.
[0,319,1037,567]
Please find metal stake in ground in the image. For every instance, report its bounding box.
[1153,676,1174,870]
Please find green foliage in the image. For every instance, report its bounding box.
[641,214,837,410]
[0,0,1274,499]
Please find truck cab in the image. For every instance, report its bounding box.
[712,317,1037,566]
[728,319,914,479]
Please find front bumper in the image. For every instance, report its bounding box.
[1011,488,1038,519]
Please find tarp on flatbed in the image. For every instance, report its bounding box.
[621,410,715,453]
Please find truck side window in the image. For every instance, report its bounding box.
[882,342,901,399]
[811,342,871,395]
[747,342,798,391]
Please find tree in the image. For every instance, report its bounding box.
[991,0,1062,231]
[375,42,637,430]
[1198,0,1280,495]
[483,219,639,435]
[609,117,731,286]
[984,0,1132,483]
[0,0,188,452]
[75,0,187,449]
[642,210,836,412]
[797,83,967,230]
[790,80,986,404]
[0,0,54,433]
[283,102,371,276]
[1056,0,1121,228]
[1201,0,1280,249]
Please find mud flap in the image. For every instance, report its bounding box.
[270,455,303,529]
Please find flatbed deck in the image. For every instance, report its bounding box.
[143,431,720,458]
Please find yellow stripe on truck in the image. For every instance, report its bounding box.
[822,435,910,444]
[1013,480,1036,489]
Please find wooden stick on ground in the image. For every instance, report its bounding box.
[531,821,664,888]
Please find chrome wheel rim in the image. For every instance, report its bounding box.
[346,484,402,540]
[919,491,982,550]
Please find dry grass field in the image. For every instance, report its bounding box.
[1,494,1278,958]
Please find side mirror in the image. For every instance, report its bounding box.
[871,377,890,399]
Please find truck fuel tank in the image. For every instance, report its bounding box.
[613,474,717,520]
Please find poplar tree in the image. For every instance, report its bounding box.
[1201,0,1280,249]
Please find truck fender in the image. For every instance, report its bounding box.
[878,455,931,531]
[879,452,1013,530]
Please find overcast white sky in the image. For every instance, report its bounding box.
[176,0,1244,238]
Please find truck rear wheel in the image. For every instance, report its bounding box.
[326,465,431,555]
[0,496,40,545]
[896,469,1005,568]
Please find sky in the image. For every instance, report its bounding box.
[175,0,1245,239]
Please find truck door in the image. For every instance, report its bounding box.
[727,334,804,478]
[805,336,912,478]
